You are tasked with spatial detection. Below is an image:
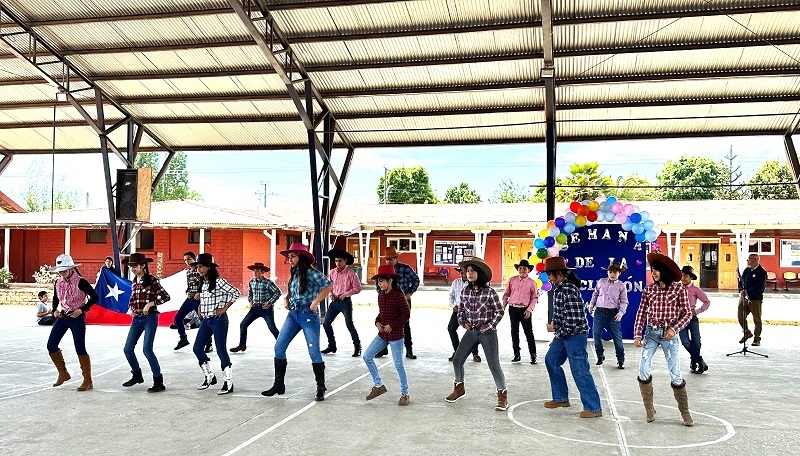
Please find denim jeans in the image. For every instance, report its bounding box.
[545,333,602,413]
[362,335,408,394]
[174,298,200,340]
[124,313,161,376]
[238,304,280,345]
[508,306,536,357]
[47,313,88,355]
[638,326,683,385]
[274,308,323,363]
[592,308,625,363]
[193,314,231,371]
[678,315,701,361]
[322,298,360,347]
[447,311,478,355]
[453,329,505,390]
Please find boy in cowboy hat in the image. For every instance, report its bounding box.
[230,262,281,353]
[542,256,603,419]
[678,265,710,374]
[588,261,629,369]
[377,246,420,359]
[321,248,363,357]
[634,252,694,426]
[502,258,538,364]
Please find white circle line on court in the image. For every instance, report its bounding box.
[507,399,736,449]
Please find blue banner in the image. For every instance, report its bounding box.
[561,224,646,339]
[94,267,131,314]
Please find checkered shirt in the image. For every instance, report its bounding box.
[198,277,241,316]
[376,289,410,342]
[248,277,281,305]
[287,268,332,311]
[129,276,170,313]
[551,281,589,338]
[634,281,693,336]
[458,285,504,333]
[185,267,201,298]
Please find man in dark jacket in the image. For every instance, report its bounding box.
[738,254,767,346]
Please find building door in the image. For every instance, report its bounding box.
[679,241,701,275]
[699,243,719,289]
[718,243,739,290]
[346,237,379,281]
[503,238,533,284]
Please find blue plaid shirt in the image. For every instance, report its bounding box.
[376,262,420,295]
[288,268,332,311]
[248,277,281,306]
[551,281,589,338]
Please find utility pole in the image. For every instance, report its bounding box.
[255,181,275,208]
[383,166,389,203]
[724,145,744,199]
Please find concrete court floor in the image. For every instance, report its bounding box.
[0,298,798,456]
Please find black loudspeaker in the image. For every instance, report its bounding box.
[115,168,152,222]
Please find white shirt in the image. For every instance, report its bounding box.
[448,277,468,308]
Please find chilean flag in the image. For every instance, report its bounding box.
[86,267,185,326]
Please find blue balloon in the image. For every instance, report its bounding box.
[599,202,610,212]
[544,236,555,247]
[632,223,645,235]
[554,217,566,228]
[607,196,617,204]
[604,211,615,222]
[564,212,576,223]
[563,223,576,234]
[645,229,658,242]
[539,272,549,282]
[534,238,545,249]
[635,232,646,242]
[643,220,655,230]
[629,213,642,224]
[622,221,633,231]
[640,210,650,221]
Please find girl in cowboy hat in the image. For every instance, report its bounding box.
[46,254,99,392]
[362,265,411,406]
[262,243,333,401]
[502,258,538,364]
[321,248,363,357]
[633,252,694,426]
[191,253,241,395]
[447,266,480,362]
[542,256,603,419]
[121,253,170,393]
[229,262,281,353]
[588,262,629,369]
[445,257,509,412]
[678,265,711,374]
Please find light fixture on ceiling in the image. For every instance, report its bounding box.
[540,67,555,79]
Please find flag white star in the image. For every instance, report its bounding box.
[106,283,125,301]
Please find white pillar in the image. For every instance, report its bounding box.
[663,230,685,264]
[3,228,9,269]
[733,228,754,272]
[412,230,430,286]
[471,230,490,258]
[64,227,71,255]
[357,230,373,283]
[128,234,137,280]
[263,229,277,282]
[199,228,205,254]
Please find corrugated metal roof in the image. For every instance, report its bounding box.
[1,0,799,152]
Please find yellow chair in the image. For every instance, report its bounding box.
[766,272,778,291]
[783,271,800,290]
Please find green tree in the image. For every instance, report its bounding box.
[134,152,201,201]
[657,155,728,200]
[556,162,613,202]
[490,179,529,203]
[613,174,658,201]
[22,157,79,211]
[443,182,481,203]
[376,166,438,204]
[748,159,798,200]
[530,177,563,203]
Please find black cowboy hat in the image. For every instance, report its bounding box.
[602,262,627,273]
[246,262,270,272]
[189,253,218,268]
[122,252,154,266]
[681,265,697,280]
[514,259,533,270]
[328,248,355,265]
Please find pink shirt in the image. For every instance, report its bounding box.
[684,283,710,315]
[329,266,362,299]
[502,275,538,311]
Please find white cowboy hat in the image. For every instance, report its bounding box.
[49,254,81,273]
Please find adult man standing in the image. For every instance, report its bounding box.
[502,259,538,364]
[377,247,420,359]
[738,254,767,346]
[321,249,363,357]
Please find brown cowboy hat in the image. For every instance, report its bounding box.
[370,264,401,281]
[602,262,627,273]
[328,248,354,265]
[189,252,218,268]
[247,262,270,272]
[122,252,154,266]
[383,246,399,258]
[646,252,682,282]
[543,256,573,272]
[280,242,315,264]
[458,257,492,282]
[514,259,533,270]
[681,265,697,280]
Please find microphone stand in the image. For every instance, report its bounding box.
[726,296,768,358]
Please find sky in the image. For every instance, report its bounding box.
[0,135,789,211]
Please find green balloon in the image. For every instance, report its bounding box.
[556,233,568,244]
[536,248,548,259]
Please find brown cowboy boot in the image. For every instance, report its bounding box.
[76,354,93,391]
[445,382,465,403]
[495,389,508,411]
[637,376,656,422]
[671,380,693,426]
[49,350,71,387]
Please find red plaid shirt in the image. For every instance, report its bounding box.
[375,289,410,342]
[129,276,170,314]
[634,281,692,336]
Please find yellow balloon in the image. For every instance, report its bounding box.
[575,215,587,227]
[588,201,600,211]
[535,278,543,288]
[539,229,549,239]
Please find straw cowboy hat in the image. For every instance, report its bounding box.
[189,253,218,268]
[681,265,698,280]
[458,257,492,282]
[646,252,682,282]
[246,262,270,272]
[49,254,81,273]
[280,242,315,264]
[514,258,533,270]
[383,246,400,258]
[327,248,354,265]
[602,262,627,273]
[542,256,573,273]
[122,252,154,266]
[371,264,401,281]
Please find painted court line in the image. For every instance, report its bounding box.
[596,362,631,456]
[0,362,127,401]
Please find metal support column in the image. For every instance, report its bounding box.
[95,87,122,269]
[785,118,800,198]
[540,0,557,221]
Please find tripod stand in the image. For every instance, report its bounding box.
[726,340,768,358]
[727,296,768,357]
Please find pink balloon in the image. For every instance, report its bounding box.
[611,202,623,214]
[547,246,560,257]
[623,204,635,216]
[614,213,628,224]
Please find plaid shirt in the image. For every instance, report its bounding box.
[634,281,693,336]
[288,268,332,311]
[551,281,589,338]
[185,267,201,298]
[376,289,410,341]
[248,277,281,306]
[198,277,241,316]
[503,275,538,311]
[589,278,629,316]
[458,285,504,333]
[129,276,170,314]
[394,262,420,295]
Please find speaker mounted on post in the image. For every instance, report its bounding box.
[115,168,152,222]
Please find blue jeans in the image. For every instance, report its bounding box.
[193,314,231,371]
[678,316,701,361]
[124,313,160,376]
[322,298,360,347]
[362,336,408,394]
[545,333,602,413]
[238,305,280,345]
[47,313,88,355]
[638,326,683,385]
[174,298,200,340]
[274,309,323,363]
[592,309,625,363]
